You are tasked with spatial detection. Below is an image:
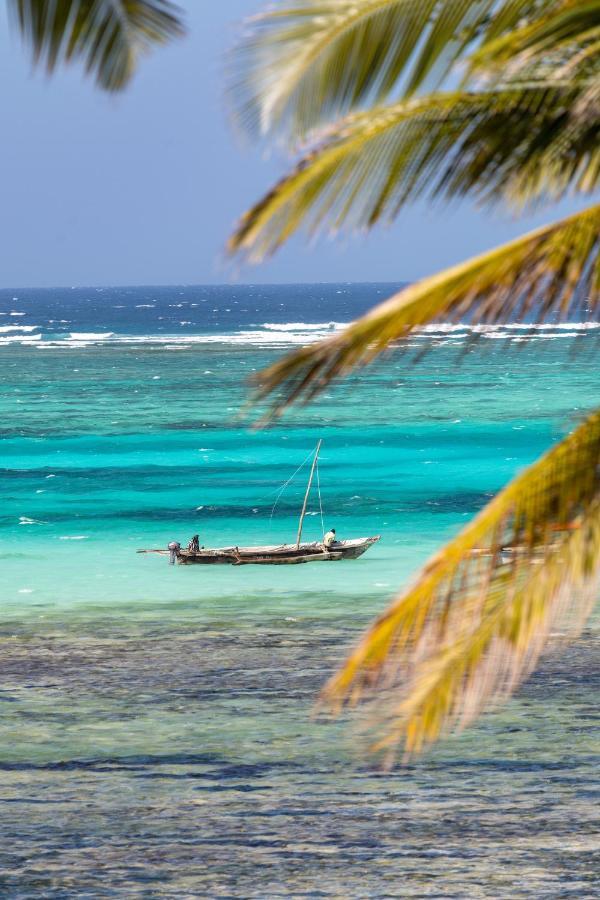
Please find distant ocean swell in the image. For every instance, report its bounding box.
[0,321,598,349]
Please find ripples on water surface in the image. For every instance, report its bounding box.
[0,284,598,897]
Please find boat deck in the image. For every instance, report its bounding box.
[176,536,380,565]
[139,536,380,566]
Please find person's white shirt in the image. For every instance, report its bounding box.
[323,530,336,547]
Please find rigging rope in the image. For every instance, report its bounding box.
[269,447,315,526]
[316,456,325,540]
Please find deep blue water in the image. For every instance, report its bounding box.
[0,282,401,339]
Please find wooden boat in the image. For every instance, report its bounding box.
[138,440,380,566]
[143,538,378,566]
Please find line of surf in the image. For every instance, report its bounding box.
[0,321,596,349]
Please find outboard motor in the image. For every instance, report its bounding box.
[168,541,181,565]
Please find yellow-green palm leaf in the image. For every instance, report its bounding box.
[230,0,560,143]
[472,0,600,78]
[10,0,185,91]
[251,204,600,416]
[322,408,600,762]
[233,0,600,762]
[229,85,600,262]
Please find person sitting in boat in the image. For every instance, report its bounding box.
[188,534,200,553]
[323,528,336,549]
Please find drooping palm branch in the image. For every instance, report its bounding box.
[230,0,564,143]
[228,0,600,410]
[228,0,600,757]
[251,204,600,414]
[472,0,600,78]
[323,408,600,762]
[229,0,600,257]
[229,85,600,262]
[9,0,185,91]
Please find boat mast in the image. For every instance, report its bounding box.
[296,439,322,548]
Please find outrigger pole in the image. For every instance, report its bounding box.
[296,439,322,549]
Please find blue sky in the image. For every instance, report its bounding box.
[0,1,586,288]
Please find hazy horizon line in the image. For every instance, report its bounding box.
[0,280,408,293]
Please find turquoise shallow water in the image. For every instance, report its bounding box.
[0,285,598,896]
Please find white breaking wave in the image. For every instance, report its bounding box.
[33,330,342,348]
[419,324,475,333]
[69,332,114,340]
[0,325,39,333]
[501,322,600,330]
[0,320,596,349]
[0,334,42,344]
[418,322,600,333]
[481,330,586,340]
[262,321,348,331]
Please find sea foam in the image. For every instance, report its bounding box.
[69,332,114,340]
[0,334,42,344]
[0,319,596,350]
[0,325,39,333]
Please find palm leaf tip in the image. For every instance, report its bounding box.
[10,0,185,91]
[321,408,600,762]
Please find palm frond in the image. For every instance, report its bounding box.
[322,407,600,762]
[10,0,184,91]
[228,85,600,263]
[229,0,553,142]
[472,0,600,79]
[250,204,600,416]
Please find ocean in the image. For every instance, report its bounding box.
[0,283,598,897]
